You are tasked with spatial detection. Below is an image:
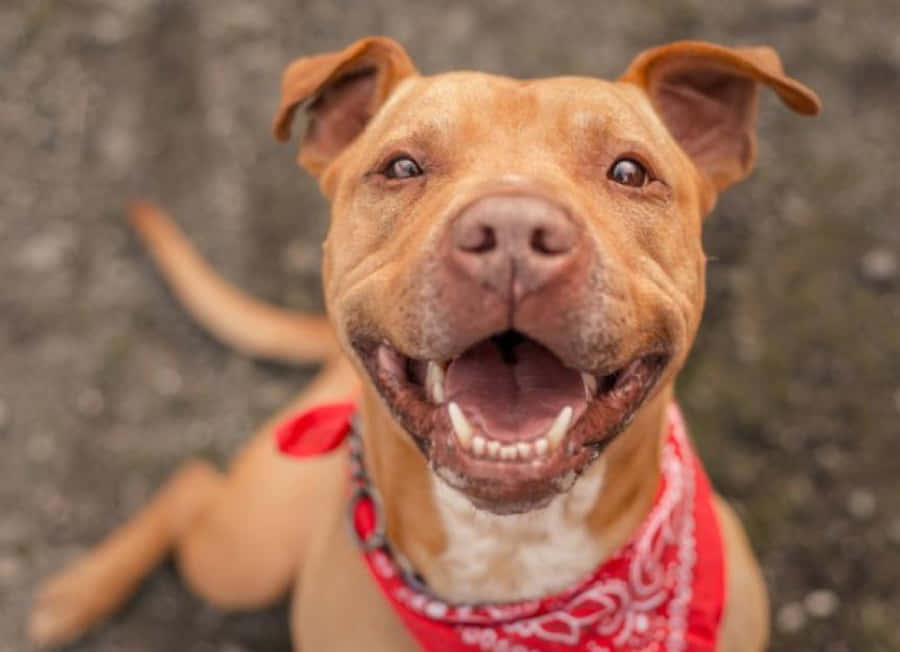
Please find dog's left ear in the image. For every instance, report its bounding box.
[620,41,821,193]
[273,37,417,177]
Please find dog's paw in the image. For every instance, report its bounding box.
[29,576,83,647]
[28,555,122,648]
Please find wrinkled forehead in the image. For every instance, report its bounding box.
[365,71,671,152]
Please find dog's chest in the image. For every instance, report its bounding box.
[426,462,607,604]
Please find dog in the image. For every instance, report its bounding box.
[29,37,819,650]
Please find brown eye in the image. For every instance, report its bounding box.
[385,156,423,179]
[608,158,647,187]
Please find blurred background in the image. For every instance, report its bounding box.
[1,1,898,650]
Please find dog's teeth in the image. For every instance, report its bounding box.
[581,372,597,398]
[486,440,501,458]
[448,402,472,449]
[516,442,532,458]
[472,435,486,456]
[427,361,445,403]
[545,405,573,450]
[534,437,549,456]
[500,445,518,461]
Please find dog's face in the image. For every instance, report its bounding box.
[323,74,704,512]
[275,38,819,513]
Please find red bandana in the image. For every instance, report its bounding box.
[276,404,725,651]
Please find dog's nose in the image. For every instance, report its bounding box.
[450,195,579,299]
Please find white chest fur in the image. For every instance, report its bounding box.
[427,461,608,604]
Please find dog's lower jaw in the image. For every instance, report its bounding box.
[359,383,670,605]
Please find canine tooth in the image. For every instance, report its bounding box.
[534,437,549,456]
[472,435,486,456]
[487,440,501,458]
[545,405,573,450]
[517,442,532,458]
[582,372,597,398]
[427,361,445,403]
[500,445,518,461]
[448,402,472,448]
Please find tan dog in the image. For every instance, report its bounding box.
[29,38,819,650]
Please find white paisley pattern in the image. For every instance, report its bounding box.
[368,405,698,651]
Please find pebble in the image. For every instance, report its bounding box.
[887,517,900,545]
[34,485,70,524]
[805,589,840,618]
[860,599,888,630]
[16,228,75,272]
[281,239,320,274]
[90,10,131,46]
[776,601,807,633]
[152,591,179,622]
[786,475,814,507]
[120,472,151,512]
[859,247,898,285]
[781,192,813,227]
[847,488,877,520]
[0,515,31,547]
[729,456,762,489]
[765,0,815,10]
[152,366,184,397]
[75,386,106,417]
[27,433,57,463]
[0,554,25,586]
[194,603,227,630]
[189,644,217,652]
[257,381,291,408]
[813,444,845,473]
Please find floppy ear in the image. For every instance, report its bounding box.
[272,36,417,177]
[620,41,821,193]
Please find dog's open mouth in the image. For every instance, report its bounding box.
[354,330,667,513]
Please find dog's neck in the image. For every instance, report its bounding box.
[357,387,669,603]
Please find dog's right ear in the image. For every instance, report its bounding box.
[272,37,417,177]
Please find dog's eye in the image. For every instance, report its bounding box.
[608,158,647,187]
[385,156,423,179]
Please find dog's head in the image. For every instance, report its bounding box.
[274,38,819,514]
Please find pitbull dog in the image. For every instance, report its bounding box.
[29,37,819,650]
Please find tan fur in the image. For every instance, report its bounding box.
[29,38,818,650]
[715,497,771,651]
[129,201,339,364]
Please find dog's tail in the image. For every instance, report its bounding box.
[128,200,338,364]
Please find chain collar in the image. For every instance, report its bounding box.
[345,418,431,591]
[346,418,388,551]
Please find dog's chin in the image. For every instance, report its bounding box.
[352,329,668,515]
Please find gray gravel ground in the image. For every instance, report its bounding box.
[2,1,898,650]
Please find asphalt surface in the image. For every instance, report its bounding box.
[2,1,898,650]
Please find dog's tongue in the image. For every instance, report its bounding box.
[444,336,584,443]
